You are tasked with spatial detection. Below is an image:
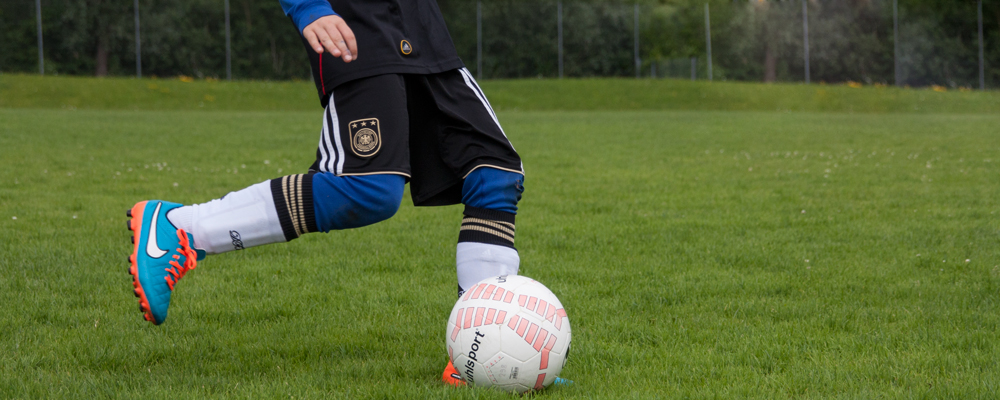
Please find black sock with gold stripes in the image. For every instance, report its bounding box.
[459,206,516,248]
[456,206,520,297]
[270,173,319,241]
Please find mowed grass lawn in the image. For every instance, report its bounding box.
[1,82,999,398]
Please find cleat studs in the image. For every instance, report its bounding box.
[133,289,140,297]
[126,209,132,218]
[126,221,132,231]
[130,236,134,244]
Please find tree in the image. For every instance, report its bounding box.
[59,0,131,76]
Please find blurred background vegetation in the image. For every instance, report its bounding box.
[0,0,996,88]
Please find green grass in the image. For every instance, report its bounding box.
[3,73,999,113]
[1,77,999,398]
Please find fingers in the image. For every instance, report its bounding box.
[303,15,357,63]
[316,25,344,58]
[305,25,338,56]
[336,22,358,61]
[329,34,352,62]
[303,29,324,54]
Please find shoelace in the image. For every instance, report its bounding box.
[165,228,198,290]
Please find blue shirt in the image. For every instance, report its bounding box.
[280,0,338,33]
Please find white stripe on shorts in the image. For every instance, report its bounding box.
[459,68,500,121]
[318,104,332,172]
[458,68,509,144]
[319,93,346,174]
[331,94,346,174]
[458,68,523,172]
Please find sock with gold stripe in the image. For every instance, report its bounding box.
[456,206,520,297]
[270,173,319,241]
[458,206,516,248]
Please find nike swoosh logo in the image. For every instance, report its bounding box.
[145,202,168,258]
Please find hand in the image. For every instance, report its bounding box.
[302,15,358,63]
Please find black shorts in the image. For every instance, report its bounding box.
[308,68,523,207]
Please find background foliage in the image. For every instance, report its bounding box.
[0,0,308,80]
[0,0,996,87]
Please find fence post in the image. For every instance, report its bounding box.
[893,0,900,86]
[634,3,640,79]
[225,0,232,80]
[558,1,563,79]
[477,0,482,80]
[705,3,712,81]
[36,0,43,75]
[979,0,985,90]
[134,0,142,78]
[802,0,810,84]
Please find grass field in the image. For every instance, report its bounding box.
[1,76,999,398]
[3,73,999,114]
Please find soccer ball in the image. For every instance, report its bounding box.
[446,275,571,393]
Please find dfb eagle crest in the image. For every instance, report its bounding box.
[348,118,381,157]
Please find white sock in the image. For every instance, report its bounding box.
[166,180,287,254]
[456,242,520,296]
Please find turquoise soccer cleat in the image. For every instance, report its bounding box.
[553,377,574,386]
[126,200,204,325]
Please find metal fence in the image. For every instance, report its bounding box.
[448,0,994,89]
[1,0,995,89]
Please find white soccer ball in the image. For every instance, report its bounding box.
[446,275,571,393]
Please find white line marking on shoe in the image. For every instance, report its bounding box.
[146,203,168,259]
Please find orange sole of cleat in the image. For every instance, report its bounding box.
[127,201,158,325]
[443,376,466,387]
[442,361,467,387]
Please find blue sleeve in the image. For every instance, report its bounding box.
[279,0,337,34]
